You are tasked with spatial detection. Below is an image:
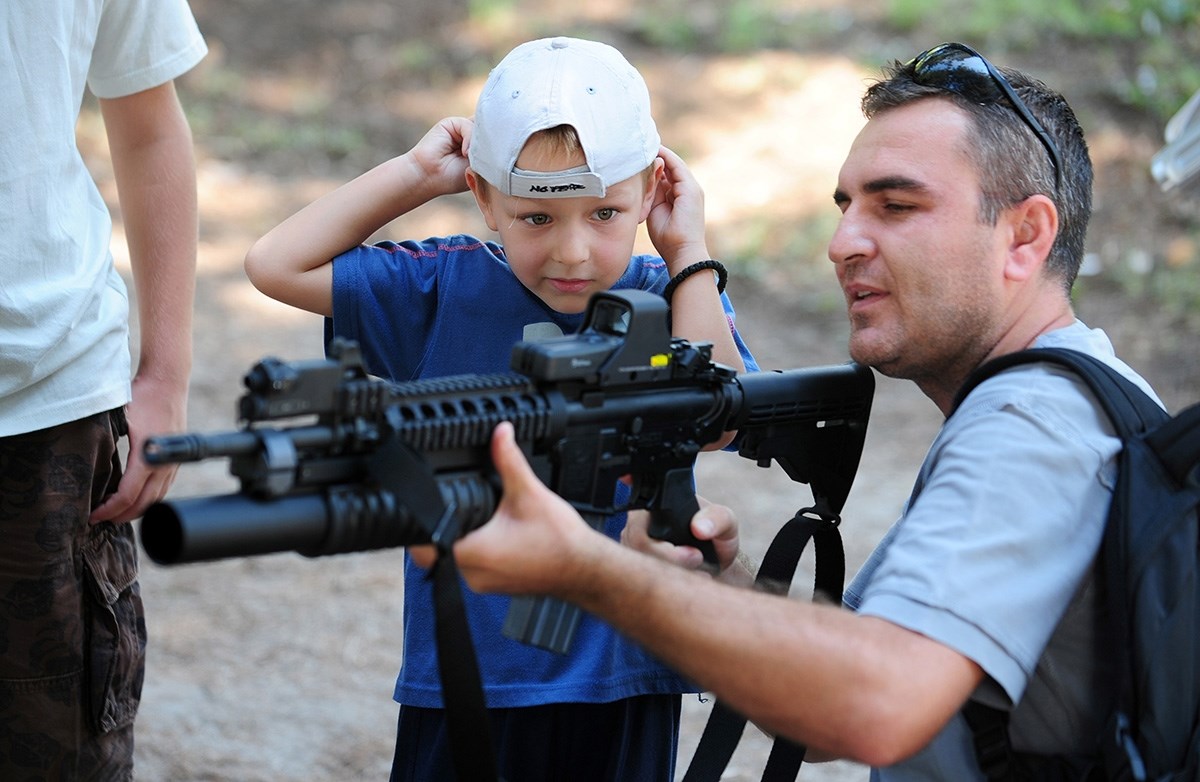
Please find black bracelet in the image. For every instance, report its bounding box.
[661,259,728,303]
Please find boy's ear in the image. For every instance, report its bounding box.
[638,157,666,222]
[1004,193,1058,282]
[466,169,500,232]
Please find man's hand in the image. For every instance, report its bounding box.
[448,422,605,597]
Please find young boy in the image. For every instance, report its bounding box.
[245,36,757,781]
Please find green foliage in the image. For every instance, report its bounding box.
[1152,268,1200,323]
[720,1,770,52]
[1124,32,1200,121]
[886,0,1197,38]
[178,62,367,174]
[467,0,515,26]
[718,211,847,309]
[632,0,704,52]
[626,0,855,54]
[1148,229,1200,323]
[883,0,1200,124]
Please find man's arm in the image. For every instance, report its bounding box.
[243,117,473,316]
[454,422,985,766]
[91,81,197,524]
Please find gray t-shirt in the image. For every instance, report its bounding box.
[843,321,1160,780]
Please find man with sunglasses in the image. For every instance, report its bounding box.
[430,43,1163,777]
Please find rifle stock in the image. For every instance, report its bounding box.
[142,290,875,653]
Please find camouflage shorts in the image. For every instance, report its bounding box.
[0,409,145,781]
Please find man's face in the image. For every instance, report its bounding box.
[470,137,655,315]
[829,99,1009,385]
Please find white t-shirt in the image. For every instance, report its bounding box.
[0,0,206,435]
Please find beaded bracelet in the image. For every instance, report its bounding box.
[661,259,728,303]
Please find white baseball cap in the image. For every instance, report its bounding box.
[468,37,661,198]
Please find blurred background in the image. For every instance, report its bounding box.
[75,0,1200,779]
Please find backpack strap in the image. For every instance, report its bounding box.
[952,347,1168,782]
[1147,401,1200,487]
[951,347,1166,437]
[961,701,1016,782]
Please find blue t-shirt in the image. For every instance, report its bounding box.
[329,234,758,708]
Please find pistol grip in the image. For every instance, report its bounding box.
[645,469,718,566]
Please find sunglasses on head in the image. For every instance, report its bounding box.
[908,42,1063,191]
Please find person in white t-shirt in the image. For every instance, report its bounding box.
[0,1,205,777]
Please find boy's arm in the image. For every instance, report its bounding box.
[648,146,745,450]
[647,146,746,375]
[244,117,473,316]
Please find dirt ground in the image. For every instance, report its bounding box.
[89,2,1200,780]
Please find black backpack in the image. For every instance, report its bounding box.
[950,347,1200,782]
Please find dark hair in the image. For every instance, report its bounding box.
[861,56,1093,291]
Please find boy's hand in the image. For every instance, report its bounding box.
[620,500,748,582]
[646,145,709,271]
[409,116,474,196]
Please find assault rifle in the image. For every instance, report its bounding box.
[141,289,874,654]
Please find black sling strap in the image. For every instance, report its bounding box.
[431,547,502,782]
[369,438,503,781]
[682,506,846,782]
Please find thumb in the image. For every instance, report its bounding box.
[491,421,538,495]
[488,421,571,522]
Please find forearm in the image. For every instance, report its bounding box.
[666,251,746,374]
[261,155,439,270]
[89,84,197,522]
[556,536,979,765]
[666,250,744,450]
[102,86,196,392]
[461,422,980,762]
[647,147,745,375]
[244,154,438,315]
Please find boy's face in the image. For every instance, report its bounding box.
[467,135,656,315]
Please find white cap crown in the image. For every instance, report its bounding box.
[469,37,661,198]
